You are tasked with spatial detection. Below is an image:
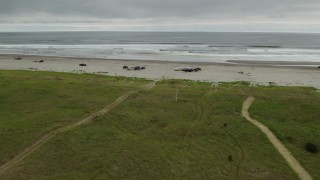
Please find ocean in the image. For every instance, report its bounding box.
[0,31,320,63]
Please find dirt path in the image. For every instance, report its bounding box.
[242,97,313,180]
[0,82,156,176]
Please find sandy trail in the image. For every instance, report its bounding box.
[242,97,313,180]
[0,82,155,176]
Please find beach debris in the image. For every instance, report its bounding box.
[175,67,202,72]
[269,82,276,86]
[14,57,22,60]
[96,71,108,74]
[79,63,87,66]
[27,67,38,70]
[72,70,86,73]
[123,66,146,70]
[33,60,44,63]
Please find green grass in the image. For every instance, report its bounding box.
[248,86,320,180]
[0,70,148,166]
[0,71,319,179]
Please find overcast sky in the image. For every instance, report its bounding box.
[0,0,320,32]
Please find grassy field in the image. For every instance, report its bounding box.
[0,70,319,179]
[0,70,148,166]
[249,86,320,179]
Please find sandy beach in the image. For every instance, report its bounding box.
[1,54,320,89]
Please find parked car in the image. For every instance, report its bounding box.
[175,67,202,72]
[123,65,146,70]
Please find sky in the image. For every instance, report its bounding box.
[0,0,320,32]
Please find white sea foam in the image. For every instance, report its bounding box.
[0,31,320,63]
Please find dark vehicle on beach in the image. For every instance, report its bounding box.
[79,63,87,66]
[123,66,146,70]
[175,67,202,72]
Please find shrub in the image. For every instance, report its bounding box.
[305,143,318,153]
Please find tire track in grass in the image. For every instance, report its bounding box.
[205,100,236,178]
[221,126,245,180]
[182,99,210,179]
[0,82,156,176]
[242,97,313,180]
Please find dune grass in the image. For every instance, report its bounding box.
[0,71,319,179]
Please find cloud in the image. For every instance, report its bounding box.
[0,0,319,32]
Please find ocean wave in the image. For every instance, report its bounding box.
[1,43,320,63]
[248,45,281,48]
[247,48,320,54]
